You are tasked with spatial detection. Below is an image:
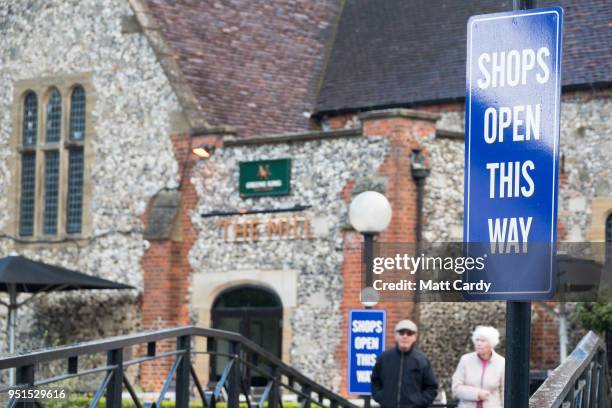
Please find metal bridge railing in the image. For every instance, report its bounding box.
[0,326,358,408]
[530,331,611,408]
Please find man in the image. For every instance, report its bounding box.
[371,319,438,408]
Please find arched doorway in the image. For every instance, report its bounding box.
[211,285,283,386]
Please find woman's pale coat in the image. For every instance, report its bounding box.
[452,351,505,408]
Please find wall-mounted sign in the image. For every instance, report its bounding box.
[219,216,313,242]
[239,159,291,197]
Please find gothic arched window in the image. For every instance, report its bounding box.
[46,89,62,143]
[19,92,38,236]
[69,86,86,141]
[16,83,89,239]
[22,92,37,146]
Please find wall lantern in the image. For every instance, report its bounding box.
[192,144,216,159]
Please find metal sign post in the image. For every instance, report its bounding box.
[464,0,563,406]
[509,4,536,406]
[508,5,536,408]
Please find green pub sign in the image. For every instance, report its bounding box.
[239,159,291,197]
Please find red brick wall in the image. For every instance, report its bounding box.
[139,132,203,390]
[336,111,436,396]
[530,303,561,369]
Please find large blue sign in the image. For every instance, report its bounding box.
[347,309,386,395]
[463,8,563,300]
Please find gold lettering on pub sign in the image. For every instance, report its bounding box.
[220,217,314,242]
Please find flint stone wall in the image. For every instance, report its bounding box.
[424,95,612,244]
[558,95,612,241]
[0,0,181,355]
[190,135,389,390]
[419,95,610,395]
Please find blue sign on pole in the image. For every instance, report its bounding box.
[463,7,563,300]
[347,309,386,395]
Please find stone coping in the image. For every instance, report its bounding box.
[359,108,440,122]
[223,128,361,147]
[436,128,464,140]
[190,125,238,136]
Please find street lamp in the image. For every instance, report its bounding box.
[349,191,392,307]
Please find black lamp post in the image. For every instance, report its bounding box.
[349,191,392,408]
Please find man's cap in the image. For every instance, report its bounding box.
[395,319,418,333]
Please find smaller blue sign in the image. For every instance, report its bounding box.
[347,309,386,395]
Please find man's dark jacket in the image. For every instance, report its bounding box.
[371,345,438,408]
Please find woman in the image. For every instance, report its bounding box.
[452,326,505,408]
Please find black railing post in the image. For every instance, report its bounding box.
[176,335,191,408]
[227,341,241,407]
[106,348,123,408]
[268,366,281,408]
[597,349,608,407]
[301,384,311,408]
[15,364,35,408]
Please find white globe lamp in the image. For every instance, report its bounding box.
[349,191,392,233]
[349,191,392,310]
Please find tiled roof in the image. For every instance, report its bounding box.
[145,0,340,137]
[315,0,612,115]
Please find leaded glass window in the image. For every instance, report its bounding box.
[70,86,86,141]
[19,154,36,236]
[66,149,84,234]
[46,89,61,143]
[43,151,60,235]
[606,214,612,266]
[17,84,88,239]
[22,92,37,146]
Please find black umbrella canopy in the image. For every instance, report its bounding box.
[557,254,603,286]
[556,254,611,301]
[0,255,134,293]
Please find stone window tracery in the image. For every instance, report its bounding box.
[17,84,88,239]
